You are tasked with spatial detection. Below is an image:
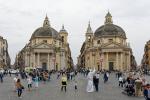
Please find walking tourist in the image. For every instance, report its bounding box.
[144,84,150,100]
[27,75,32,91]
[119,76,123,87]
[16,79,24,98]
[93,75,98,92]
[86,68,95,92]
[103,72,108,83]
[0,71,3,83]
[61,73,67,92]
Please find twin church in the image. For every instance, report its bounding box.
[15,12,137,71]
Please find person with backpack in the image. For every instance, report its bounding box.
[16,79,24,98]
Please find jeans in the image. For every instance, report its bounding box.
[61,86,66,92]
[17,88,22,97]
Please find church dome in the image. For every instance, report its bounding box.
[94,12,126,38]
[31,15,59,39]
[31,27,58,38]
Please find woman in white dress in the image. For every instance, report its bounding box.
[86,68,95,92]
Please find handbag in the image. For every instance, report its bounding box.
[21,85,25,89]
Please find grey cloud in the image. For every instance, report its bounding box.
[0,0,149,64]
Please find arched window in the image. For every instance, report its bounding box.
[88,36,91,41]
[97,40,100,44]
[61,36,64,42]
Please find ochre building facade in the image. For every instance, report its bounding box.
[0,36,11,69]
[78,12,136,71]
[15,16,73,71]
[141,40,150,70]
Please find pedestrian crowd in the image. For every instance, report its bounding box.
[116,71,150,100]
[1,68,150,100]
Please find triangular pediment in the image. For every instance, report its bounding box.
[102,42,122,48]
[33,43,53,49]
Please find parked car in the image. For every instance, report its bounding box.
[0,69,4,73]
[8,69,19,74]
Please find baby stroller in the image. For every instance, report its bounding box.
[123,84,135,96]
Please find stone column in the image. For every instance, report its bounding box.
[116,52,118,70]
[33,53,35,67]
[37,53,40,67]
[60,52,63,70]
[60,52,61,70]
[62,52,65,70]
[48,53,50,70]
[25,52,27,67]
[106,52,108,70]
[28,54,30,67]
[33,53,36,67]
[128,52,131,71]
[120,52,123,71]
[102,53,104,70]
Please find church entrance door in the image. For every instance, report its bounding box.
[109,62,114,71]
[42,62,47,70]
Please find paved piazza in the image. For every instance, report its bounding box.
[0,73,146,100]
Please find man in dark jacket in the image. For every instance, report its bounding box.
[0,71,3,83]
[93,75,99,92]
[144,84,150,100]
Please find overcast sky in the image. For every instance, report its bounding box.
[0,0,150,65]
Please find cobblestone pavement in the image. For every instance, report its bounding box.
[0,73,146,100]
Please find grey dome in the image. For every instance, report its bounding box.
[31,15,59,39]
[31,27,59,39]
[94,24,126,38]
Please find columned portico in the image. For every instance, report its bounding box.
[98,51,131,71]
[78,12,136,72]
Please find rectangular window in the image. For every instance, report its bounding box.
[108,39,113,42]
[43,40,47,43]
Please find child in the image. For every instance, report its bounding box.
[27,76,32,91]
[74,80,77,90]
[34,76,39,88]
